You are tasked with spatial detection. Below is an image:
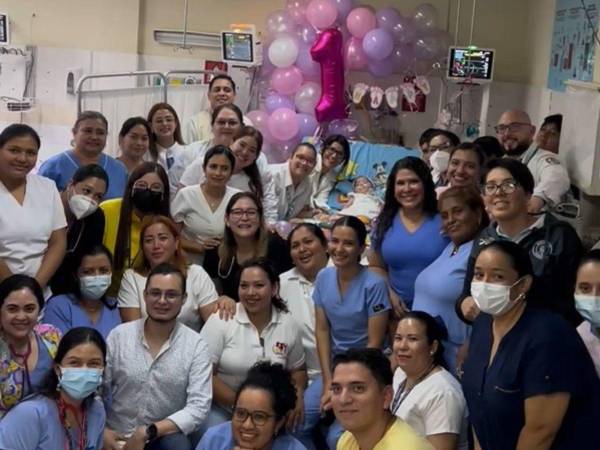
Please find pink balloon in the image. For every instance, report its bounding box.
[346,7,376,39]
[362,28,394,61]
[344,37,368,70]
[297,113,319,138]
[286,0,310,24]
[306,0,338,30]
[311,28,347,123]
[266,10,296,35]
[268,108,300,141]
[246,110,274,143]
[270,66,304,95]
[295,81,322,114]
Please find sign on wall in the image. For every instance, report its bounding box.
[548,0,600,91]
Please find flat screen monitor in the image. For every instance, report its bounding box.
[447,47,494,83]
[221,31,254,65]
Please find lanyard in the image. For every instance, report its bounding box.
[391,363,437,414]
[9,338,32,399]
[57,397,87,450]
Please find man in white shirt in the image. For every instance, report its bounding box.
[494,109,571,213]
[103,263,212,450]
[183,74,252,144]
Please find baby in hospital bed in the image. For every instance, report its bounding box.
[313,176,383,226]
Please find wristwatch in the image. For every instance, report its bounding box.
[145,423,158,442]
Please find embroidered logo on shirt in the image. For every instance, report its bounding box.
[544,157,561,166]
[372,303,385,313]
[531,240,553,259]
[273,342,288,355]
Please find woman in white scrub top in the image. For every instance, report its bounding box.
[171,145,239,264]
[147,102,187,171]
[0,124,67,291]
[310,134,350,211]
[279,223,329,382]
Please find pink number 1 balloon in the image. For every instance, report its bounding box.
[310,28,347,123]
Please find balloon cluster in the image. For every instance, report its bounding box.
[250,1,451,162]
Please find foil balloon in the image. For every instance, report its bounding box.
[310,28,347,123]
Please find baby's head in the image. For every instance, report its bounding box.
[353,176,374,194]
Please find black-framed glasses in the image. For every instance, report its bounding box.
[232,407,275,426]
[494,122,531,134]
[482,180,519,196]
[324,146,344,158]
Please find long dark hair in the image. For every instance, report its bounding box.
[40,327,106,400]
[373,156,437,249]
[113,162,170,274]
[233,126,264,199]
[0,275,44,311]
[71,244,117,310]
[238,257,287,312]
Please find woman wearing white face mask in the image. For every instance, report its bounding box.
[50,164,108,296]
[44,245,120,340]
[462,240,600,450]
[427,130,459,187]
[574,250,600,377]
[0,327,107,450]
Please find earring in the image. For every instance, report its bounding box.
[430,351,435,355]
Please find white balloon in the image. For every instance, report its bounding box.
[294,82,322,114]
[268,35,300,68]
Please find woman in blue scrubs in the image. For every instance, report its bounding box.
[369,157,449,321]
[197,362,307,450]
[44,244,121,339]
[462,240,600,450]
[0,327,107,450]
[297,216,390,450]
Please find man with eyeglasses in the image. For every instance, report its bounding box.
[456,158,582,329]
[183,74,253,144]
[103,263,212,450]
[332,348,431,450]
[494,109,570,213]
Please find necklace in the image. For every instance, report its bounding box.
[57,397,87,450]
[391,362,437,414]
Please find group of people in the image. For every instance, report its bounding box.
[0,73,599,450]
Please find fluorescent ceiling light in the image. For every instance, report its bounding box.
[153,29,220,48]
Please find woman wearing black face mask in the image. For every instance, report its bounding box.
[100,162,170,293]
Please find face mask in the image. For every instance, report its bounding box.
[430,150,450,172]
[471,279,523,316]
[131,188,163,214]
[79,274,111,300]
[68,194,98,220]
[574,295,600,328]
[58,367,103,400]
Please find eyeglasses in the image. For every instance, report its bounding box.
[145,289,183,302]
[229,208,259,220]
[482,180,519,195]
[133,182,164,193]
[232,407,275,426]
[324,146,344,158]
[215,119,240,128]
[494,122,531,134]
[428,142,453,152]
[295,156,316,166]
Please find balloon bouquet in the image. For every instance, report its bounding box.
[249,1,451,162]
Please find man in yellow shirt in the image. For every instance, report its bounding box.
[332,348,433,450]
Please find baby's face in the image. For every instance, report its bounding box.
[354,178,373,194]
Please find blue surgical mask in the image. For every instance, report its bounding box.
[58,367,103,400]
[79,274,111,300]
[574,294,600,328]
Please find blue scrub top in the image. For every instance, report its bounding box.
[0,395,105,450]
[38,151,128,200]
[196,422,307,450]
[462,307,600,450]
[43,294,121,340]
[313,266,390,356]
[376,214,449,308]
[26,333,54,396]
[412,240,472,370]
